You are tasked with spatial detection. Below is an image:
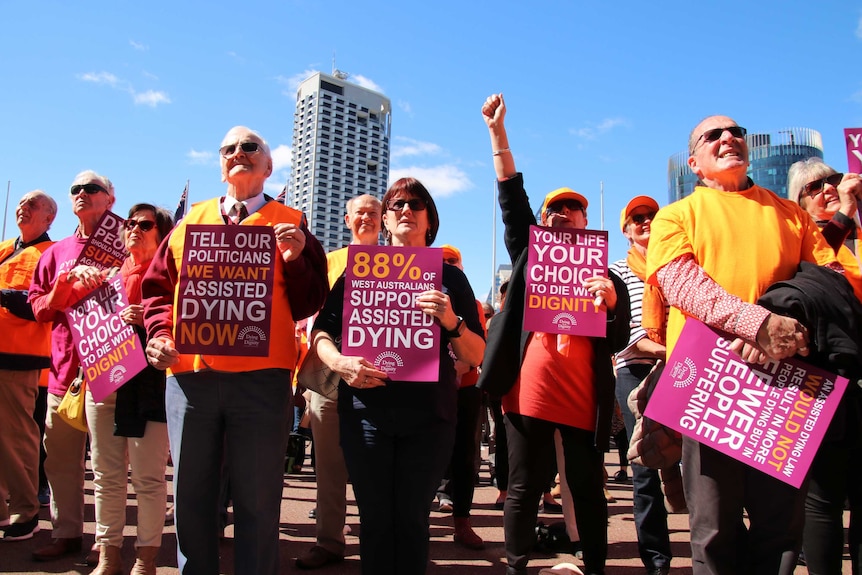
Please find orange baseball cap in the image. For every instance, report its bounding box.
[619,195,659,231]
[541,187,589,215]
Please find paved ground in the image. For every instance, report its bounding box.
[0,451,850,574]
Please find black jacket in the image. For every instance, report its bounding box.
[476,173,630,450]
[758,262,862,446]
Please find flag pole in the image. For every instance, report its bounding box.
[2,181,10,241]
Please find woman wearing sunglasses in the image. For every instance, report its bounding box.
[311,177,486,575]
[787,158,862,575]
[788,157,862,253]
[82,204,174,575]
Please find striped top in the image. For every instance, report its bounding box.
[608,259,658,368]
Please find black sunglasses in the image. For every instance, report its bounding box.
[693,126,747,150]
[387,198,427,212]
[70,183,108,196]
[630,211,657,225]
[124,219,157,232]
[220,141,261,157]
[802,173,843,200]
[546,199,583,214]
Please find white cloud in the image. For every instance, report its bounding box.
[388,165,472,198]
[351,74,384,94]
[142,70,159,81]
[572,117,629,139]
[187,149,215,165]
[277,69,320,97]
[78,70,170,107]
[133,90,170,107]
[397,100,413,117]
[78,71,120,87]
[270,144,293,172]
[130,39,148,51]
[391,137,442,158]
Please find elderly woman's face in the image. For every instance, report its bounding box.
[220,128,272,185]
[124,209,160,256]
[383,192,429,247]
[800,172,842,221]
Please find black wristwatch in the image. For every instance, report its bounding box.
[444,316,466,338]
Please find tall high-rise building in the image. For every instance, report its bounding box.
[667,127,823,202]
[287,72,392,251]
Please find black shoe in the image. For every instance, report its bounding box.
[296,546,343,569]
[646,568,669,575]
[542,499,563,513]
[308,508,317,519]
[613,469,629,483]
[2,516,40,541]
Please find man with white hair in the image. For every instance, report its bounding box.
[0,190,56,542]
[143,126,328,575]
[29,171,116,560]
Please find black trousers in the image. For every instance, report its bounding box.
[504,413,606,575]
[683,436,805,575]
[436,385,483,517]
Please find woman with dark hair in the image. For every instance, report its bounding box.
[311,177,485,575]
[85,203,174,575]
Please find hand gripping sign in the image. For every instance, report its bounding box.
[645,319,848,488]
[524,225,608,337]
[343,245,442,382]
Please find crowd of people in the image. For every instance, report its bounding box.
[0,93,861,575]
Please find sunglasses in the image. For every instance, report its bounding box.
[124,219,157,232]
[219,141,261,157]
[692,126,747,150]
[630,211,657,226]
[70,183,108,196]
[484,312,493,319]
[801,173,843,200]
[444,257,460,265]
[546,199,583,214]
[387,198,427,212]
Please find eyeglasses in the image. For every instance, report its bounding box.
[387,198,427,212]
[546,199,583,214]
[484,312,493,319]
[630,211,657,226]
[692,126,747,151]
[801,173,843,200]
[123,219,157,232]
[219,141,261,158]
[70,183,108,196]
[444,257,460,265]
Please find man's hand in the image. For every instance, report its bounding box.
[274,223,306,262]
[146,336,180,370]
[732,313,809,364]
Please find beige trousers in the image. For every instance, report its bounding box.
[44,392,88,538]
[85,389,169,548]
[0,369,41,522]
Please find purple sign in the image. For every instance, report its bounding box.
[523,225,608,337]
[76,211,126,271]
[343,245,442,382]
[65,275,147,403]
[176,225,275,356]
[845,128,862,173]
[645,319,849,488]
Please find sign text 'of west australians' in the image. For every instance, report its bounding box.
[343,245,442,382]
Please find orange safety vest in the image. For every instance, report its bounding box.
[166,198,301,375]
[0,237,53,360]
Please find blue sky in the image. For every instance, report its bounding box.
[2,1,861,298]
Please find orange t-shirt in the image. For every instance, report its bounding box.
[502,332,596,430]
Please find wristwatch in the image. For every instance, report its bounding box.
[444,316,466,338]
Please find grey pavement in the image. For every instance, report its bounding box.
[0,451,847,574]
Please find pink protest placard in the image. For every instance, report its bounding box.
[175,225,275,356]
[65,274,148,403]
[343,245,442,382]
[76,211,126,271]
[845,128,862,173]
[523,225,608,337]
[645,319,849,488]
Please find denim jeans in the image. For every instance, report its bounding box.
[616,363,671,570]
